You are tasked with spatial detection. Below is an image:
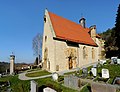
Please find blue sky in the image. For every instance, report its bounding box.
[0,0,119,63]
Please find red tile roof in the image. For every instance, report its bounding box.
[48,11,97,47]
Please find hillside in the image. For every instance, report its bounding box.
[99,28,118,58]
[0,62,10,73]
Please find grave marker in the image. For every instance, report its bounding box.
[113,77,120,85]
[43,87,56,92]
[93,64,97,68]
[91,83,116,92]
[0,74,2,78]
[91,68,97,77]
[100,60,106,65]
[111,57,117,64]
[30,80,38,92]
[102,69,109,78]
[52,72,58,81]
[64,75,80,89]
[82,68,88,77]
[117,59,120,64]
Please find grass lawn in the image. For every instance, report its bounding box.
[35,77,78,92]
[1,64,120,92]
[97,64,120,84]
[0,75,78,92]
[25,70,51,77]
[0,75,30,92]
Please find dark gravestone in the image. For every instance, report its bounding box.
[64,75,80,89]
[82,68,88,78]
[91,83,116,92]
[111,57,117,64]
[113,77,120,85]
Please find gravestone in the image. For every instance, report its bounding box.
[113,77,120,85]
[64,75,80,89]
[76,67,80,74]
[91,83,116,92]
[111,57,117,64]
[100,60,106,65]
[91,68,97,77]
[43,87,56,92]
[30,80,38,92]
[0,74,2,78]
[102,69,109,78]
[82,68,88,78]
[93,64,97,68]
[52,72,58,81]
[117,59,120,64]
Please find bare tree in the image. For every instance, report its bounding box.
[32,33,42,65]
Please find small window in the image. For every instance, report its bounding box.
[56,65,59,71]
[92,48,95,59]
[83,46,87,59]
[45,36,47,42]
[44,15,46,23]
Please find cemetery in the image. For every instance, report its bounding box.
[1,58,120,92]
[25,58,120,92]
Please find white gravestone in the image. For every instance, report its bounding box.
[43,87,56,92]
[100,60,106,65]
[93,64,97,68]
[30,80,38,92]
[0,74,2,78]
[52,72,58,81]
[117,59,120,64]
[102,69,109,78]
[91,68,97,77]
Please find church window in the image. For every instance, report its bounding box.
[83,46,87,59]
[92,48,95,59]
[45,36,47,42]
[44,15,46,23]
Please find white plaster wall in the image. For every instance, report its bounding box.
[78,44,98,68]
[54,40,67,71]
[42,10,56,72]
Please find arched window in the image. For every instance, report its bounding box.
[92,48,95,59]
[83,46,87,59]
[44,47,48,60]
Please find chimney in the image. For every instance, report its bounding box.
[89,25,96,42]
[79,17,86,28]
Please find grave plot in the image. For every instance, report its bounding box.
[64,75,87,91]
[91,82,116,92]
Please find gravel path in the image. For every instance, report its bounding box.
[18,71,52,80]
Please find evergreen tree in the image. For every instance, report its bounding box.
[115,4,120,57]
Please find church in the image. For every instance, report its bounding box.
[42,9,105,72]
